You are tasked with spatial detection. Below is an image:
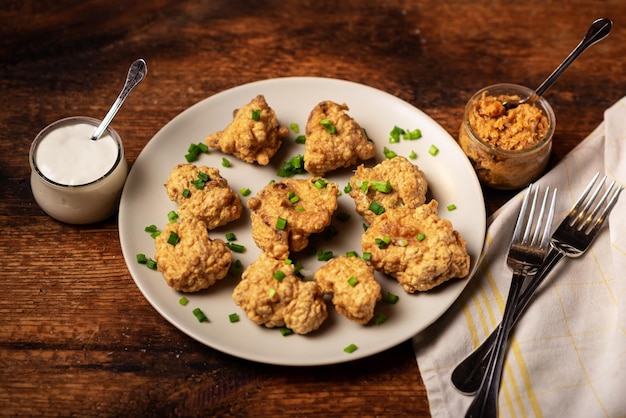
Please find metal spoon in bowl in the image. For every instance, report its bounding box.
[502,17,612,111]
[91,58,148,140]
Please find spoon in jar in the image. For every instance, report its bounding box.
[502,17,612,111]
[91,58,148,140]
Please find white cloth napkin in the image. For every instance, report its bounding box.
[414,97,626,418]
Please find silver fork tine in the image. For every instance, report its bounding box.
[586,181,623,236]
[539,188,558,248]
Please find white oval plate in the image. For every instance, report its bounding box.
[119,77,485,366]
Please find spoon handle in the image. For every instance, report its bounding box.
[534,17,612,97]
[91,58,148,140]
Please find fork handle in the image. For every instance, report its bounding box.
[452,247,565,394]
[464,272,526,418]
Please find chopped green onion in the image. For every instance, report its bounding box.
[389,126,405,143]
[344,183,352,193]
[221,157,231,167]
[320,119,336,134]
[144,225,158,233]
[369,201,385,216]
[428,145,439,156]
[192,307,208,323]
[296,206,305,212]
[146,259,158,270]
[184,144,201,162]
[196,142,209,153]
[240,187,252,196]
[226,242,246,253]
[375,236,391,249]
[295,135,306,144]
[417,233,426,241]
[198,172,209,182]
[273,270,286,281]
[314,178,328,189]
[362,252,371,261]
[182,188,191,198]
[409,150,417,159]
[288,191,300,204]
[179,296,189,306]
[373,312,388,325]
[447,204,457,211]
[317,249,334,261]
[344,343,358,354]
[191,171,210,189]
[225,232,237,241]
[150,231,161,239]
[362,223,369,232]
[371,181,392,193]
[229,259,243,276]
[276,217,287,230]
[384,292,400,304]
[277,154,306,177]
[280,327,293,336]
[383,147,397,159]
[284,258,293,265]
[359,181,369,193]
[346,250,358,257]
[167,231,180,246]
[290,122,300,133]
[228,313,240,323]
[136,253,148,264]
[168,210,178,223]
[398,239,408,247]
[405,128,422,140]
[269,288,277,298]
[251,109,261,121]
[347,276,358,287]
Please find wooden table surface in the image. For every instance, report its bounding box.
[2,1,626,416]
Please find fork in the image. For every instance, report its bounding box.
[453,173,624,395]
[465,184,557,418]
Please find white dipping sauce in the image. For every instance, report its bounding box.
[30,117,128,224]
[35,123,119,185]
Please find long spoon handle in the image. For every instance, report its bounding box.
[91,58,147,140]
[534,17,612,97]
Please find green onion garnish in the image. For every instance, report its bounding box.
[373,312,388,325]
[240,187,252,196]
[383,147,397,159]
[384,292,399,304]
[405,128,422,140]
[229,259,243,276]
[314,178,328,189]
[182,188,191,198]
[167,232,180,246]
[347,276,358,287]
[144,225,158,233]
[151,231,161,239]
[221,157,231,167]
[317,249,334,261]
[429,145,439,156]
[344,343,358,354]
[409,150,417,159]
[192,307,208,322]
[389,126,404,143]
[290,123,299,133]
[447,204,457,211]
[320,119,336,134]
[295,135,306,144]
[296,206,305,212]
[362,252,371,261]
[344,183,352,194]
[280,327,293,336]
[277,154,306,177]
[168,210,178,223]
[417,233,426,241]
[225,232,237,241]
[179,296,189,306]
[226,242,246,253]
[346,251,358,258]
[146,259,158,270]
[276,217,287,230]
[375,236,391,249]
[228,313,240,323]
[369,201,385,216]
[273,270,286,281]
[371,181,392,193]
[251,109,261,121]
[136,253,148,264]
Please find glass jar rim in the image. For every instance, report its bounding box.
[29,116,124,189]
[463,83,556,155]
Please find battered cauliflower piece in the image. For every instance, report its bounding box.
[349,156,428,225]
[304,101,375,176]
[361,201,470,293]
[247,177,339,259]
[205,95,289,165]
[233,252,328,334]
[154,220,232,292]
[314,256,381,324]
[165,164,242,230]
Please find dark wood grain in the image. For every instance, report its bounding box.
[2,1,626,416]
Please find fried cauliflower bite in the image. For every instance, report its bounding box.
[314,256,381,324]
[233,252,328,334]
[349,156,428,225]
[165,164,242,230]
[205,95,289,165]
[154,220,232,292]
[361,201,470,293]
[246,177,339,259]
[304,101,375,176]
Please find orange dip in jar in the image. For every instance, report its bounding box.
[458,84,555,190]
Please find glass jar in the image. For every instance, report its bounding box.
[458,83,555,190]
[29,116,128,224]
